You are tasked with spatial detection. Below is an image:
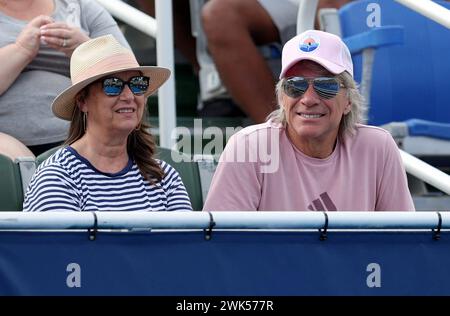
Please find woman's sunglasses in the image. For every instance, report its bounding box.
[102,76,150,96]
[282,76,344,99]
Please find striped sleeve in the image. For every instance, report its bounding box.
[23,164,81,212]
[160,161,193,211]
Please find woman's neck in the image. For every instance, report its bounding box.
[71,132,130,174]
[0,0,54,21]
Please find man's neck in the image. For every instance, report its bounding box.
[287,128,337,159]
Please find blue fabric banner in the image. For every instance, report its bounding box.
[0,230,448,295]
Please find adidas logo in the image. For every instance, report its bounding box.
[307,192,337,211]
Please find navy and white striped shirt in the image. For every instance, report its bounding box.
[23,147,193,212]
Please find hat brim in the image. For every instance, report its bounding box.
[279,55,347,79]
[52,66,171,121]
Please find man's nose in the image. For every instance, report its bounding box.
[300,84,320,106]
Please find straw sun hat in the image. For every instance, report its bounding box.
[52,34,171,121]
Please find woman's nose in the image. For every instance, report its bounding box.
[119,84,134,100]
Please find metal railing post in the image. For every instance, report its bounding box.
[400,149,450,195]
[296,0,319,34]
[96,0,157,37]
[155,0,177,149]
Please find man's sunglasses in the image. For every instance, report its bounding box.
[282,76,344,99]
[102,76,150,96]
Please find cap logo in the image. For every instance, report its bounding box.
[299,34,320,52]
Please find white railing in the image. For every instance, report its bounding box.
[0,212,447,229]
[296,0,319,33]
[155,0,176,148]
[400,150,450,195]
[96,0,157,36]
[395,0,450,29]
[96,0,176,148]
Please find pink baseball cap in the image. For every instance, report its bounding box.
[279,30,353,79]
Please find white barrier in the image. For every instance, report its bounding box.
[400,150,450,195]
[0,212,448,230]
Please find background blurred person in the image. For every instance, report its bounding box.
[0,0,129,156]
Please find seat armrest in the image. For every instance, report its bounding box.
[344,25,404,54]
[406,119,450,140]
[14,157,36,198]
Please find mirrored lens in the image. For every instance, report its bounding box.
[313,77,340,99]
[283,77,308,98]
[283,77,340,99]
[102,76,150,96]
[103,78,124,96]
[129,76,149,95]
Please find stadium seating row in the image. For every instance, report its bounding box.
[0,147,215,211]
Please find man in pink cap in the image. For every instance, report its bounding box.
[203,30,414,212]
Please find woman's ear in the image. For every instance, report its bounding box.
[75,90,88,113]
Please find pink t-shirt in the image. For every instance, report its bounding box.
[203,120,415,211]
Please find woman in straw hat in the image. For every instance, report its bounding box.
[23,35,192,212]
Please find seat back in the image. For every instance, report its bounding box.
[36,146,208,211]
[339,0,450,126]
[156,147,204,211]
[36,146,60,166]
[0,154,24,211]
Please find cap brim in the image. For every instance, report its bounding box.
[52,66,171,121]
[279,55,346,79]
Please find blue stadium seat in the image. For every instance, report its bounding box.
[339,0,450,128]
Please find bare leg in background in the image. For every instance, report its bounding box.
[202,0,279,123]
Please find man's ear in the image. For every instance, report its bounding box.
[344,100,352,115]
